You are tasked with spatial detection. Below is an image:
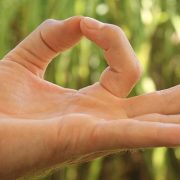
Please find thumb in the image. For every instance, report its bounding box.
[3,16,83,77]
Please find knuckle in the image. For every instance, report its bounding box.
[134,62,142,79]
[130,62,142,82]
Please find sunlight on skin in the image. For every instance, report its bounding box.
[0,16,179,179]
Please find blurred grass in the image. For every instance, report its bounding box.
[0,0,180,179]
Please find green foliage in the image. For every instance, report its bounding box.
[0,0,179,179]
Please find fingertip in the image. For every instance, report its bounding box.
[65,15,84,25]
[80,17,91,34]
[63,16,84,34]
[80,17,110,50]
[40,16,85,53]
[80,17,104,30]
[80,17,104,37]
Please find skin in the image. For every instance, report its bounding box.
[0,16,179,179]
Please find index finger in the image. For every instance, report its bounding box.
[80,17,141,97]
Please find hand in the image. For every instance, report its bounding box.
[0,16,179,178]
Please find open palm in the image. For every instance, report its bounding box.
[0,16,179,178]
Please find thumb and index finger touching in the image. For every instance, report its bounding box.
[3,16,141,98]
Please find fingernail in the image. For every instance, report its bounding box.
[82,17,103,29]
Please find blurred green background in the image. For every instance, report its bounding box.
[0,0,180,179]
